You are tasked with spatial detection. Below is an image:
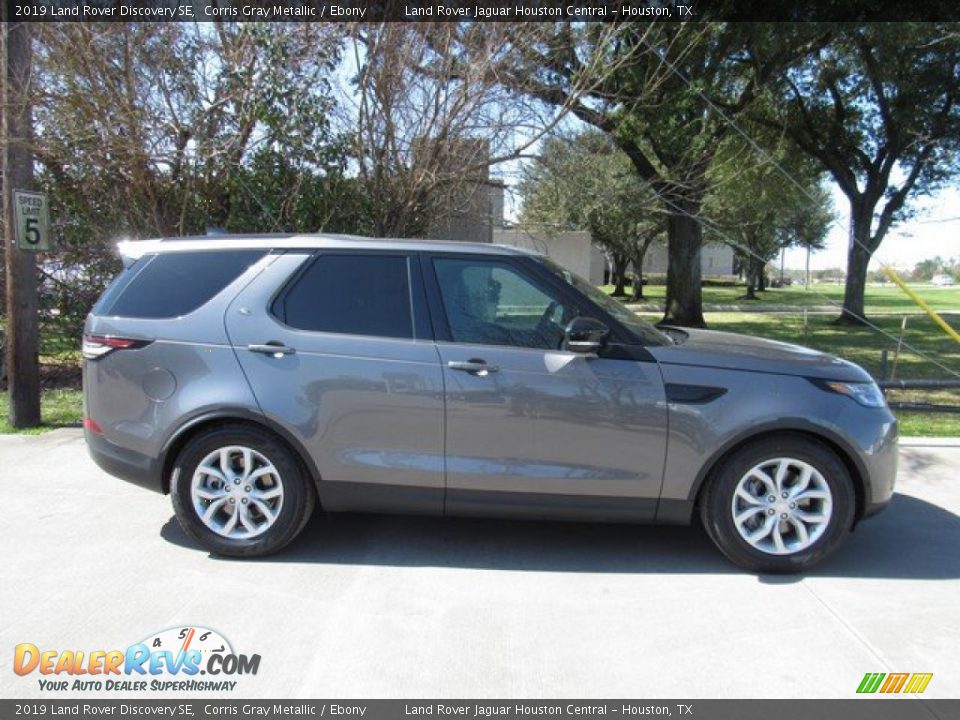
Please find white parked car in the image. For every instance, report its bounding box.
[931,274,955,287]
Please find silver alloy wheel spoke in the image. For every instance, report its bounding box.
[731,457,833,556]
[191,445,284,540]
[253,486,282,501]
[202,497,227,522]
[735,506,765,524]
[194,486,227,501]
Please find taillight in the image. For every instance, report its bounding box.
[83,417,103,433]
[82,334,151,360]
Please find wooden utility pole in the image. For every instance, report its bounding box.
[2,17,41,427]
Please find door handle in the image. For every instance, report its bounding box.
[248,342,296,357]
[447,359,499,376]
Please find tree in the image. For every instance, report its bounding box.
[910,257,947,282]
[25,23,355,347]
[32,23,348,237]
[704,132,832,299]
[496,24,825,327]
[344,24,624,239]
[751,24,960,323]
[519,131,663,300]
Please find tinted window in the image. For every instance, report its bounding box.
[277,254,413,339]
[434,258,574,349]
[537,257,671,346]
[103,250,265,319]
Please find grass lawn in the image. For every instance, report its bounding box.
[605,283,960,313]
[0,388,83,435]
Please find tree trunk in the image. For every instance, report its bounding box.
[837,241,871,325]
[662,200,706,327]
[611,253,628,297]
[755,257,767,292]
[741,258,758,300]
[2,17,41,426]
[631,269,644,300]
[630,241,651,301]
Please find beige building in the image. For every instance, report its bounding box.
[422,145,734,282]
[494,227,735,284]
[493,228,607,284]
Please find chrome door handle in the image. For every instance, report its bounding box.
[447,359,499,376]
[248,343,296,357]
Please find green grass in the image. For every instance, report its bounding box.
[605,283,960,313]
[0,389,83,434]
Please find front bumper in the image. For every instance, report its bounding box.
[85,428,165,494]
[855,415,898,522]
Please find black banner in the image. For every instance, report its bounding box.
[7,0,960,23]
[1,700,958,720]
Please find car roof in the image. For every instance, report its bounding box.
[116,233,539,260]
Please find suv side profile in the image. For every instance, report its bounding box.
[84,235,897,573]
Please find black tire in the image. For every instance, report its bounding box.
[170,424,316,557]
[699,434,856,573]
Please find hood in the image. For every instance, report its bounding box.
[648,327,873,382]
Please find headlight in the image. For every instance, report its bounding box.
[816,380,887,408]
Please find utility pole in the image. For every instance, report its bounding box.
[2,17,41,427]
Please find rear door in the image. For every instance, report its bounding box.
[225,250,445,514]
[424,253,668,521]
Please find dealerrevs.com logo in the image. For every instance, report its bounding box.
[13,626,260,693]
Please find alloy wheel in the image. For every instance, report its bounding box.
[190,446,284,539]
[730,457,833,555]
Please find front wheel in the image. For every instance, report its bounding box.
[700,435,856,573]
[171,425,315,557]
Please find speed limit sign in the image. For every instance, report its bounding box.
[13,189,51,251]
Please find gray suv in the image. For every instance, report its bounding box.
[83,235,897,572]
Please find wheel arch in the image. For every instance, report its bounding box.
[687,424,868,525]
[159,410,321,499]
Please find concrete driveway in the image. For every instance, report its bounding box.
[1,429,958,699]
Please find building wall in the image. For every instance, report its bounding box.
[641,241,735,276]
[492,228,606,284]
[494,228,736,284]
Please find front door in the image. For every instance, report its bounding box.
[226,251,444,515]
[425,255,668,521]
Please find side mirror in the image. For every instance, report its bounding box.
[563,317,610,354]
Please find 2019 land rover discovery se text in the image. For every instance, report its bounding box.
[83,235,897,572]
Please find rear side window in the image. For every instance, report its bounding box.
[100,250,265,319]
[274,254,413,339]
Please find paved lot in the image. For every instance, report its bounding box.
[2,429,958,699]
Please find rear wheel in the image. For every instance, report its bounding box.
[700,435,856,573]
[171,425,315,557]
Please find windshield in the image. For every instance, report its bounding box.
[538,257,672,346]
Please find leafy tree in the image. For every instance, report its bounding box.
[25,23,355,344]
[910,257,947,282]
[704,132,832,299]
[750,24,960,323]
[519,131,663,301]
[497,23,825,327]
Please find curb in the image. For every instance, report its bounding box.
[898,437,960,447]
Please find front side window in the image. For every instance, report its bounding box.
[538,257,671,346]
[433,258,574,349]
[276,254,413,339]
